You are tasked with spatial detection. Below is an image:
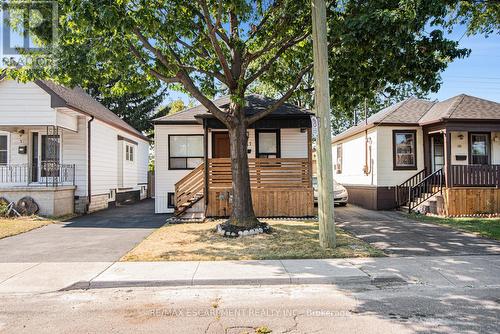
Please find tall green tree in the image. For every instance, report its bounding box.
[86,82,167,135]
[5,0,496,229]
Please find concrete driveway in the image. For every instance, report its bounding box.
[0,199,168,262]
[336,205,500,257]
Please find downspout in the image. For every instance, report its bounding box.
[363,99,373,176]
[86,116,94,212]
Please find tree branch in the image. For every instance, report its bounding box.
[129,44,180,84]
[197,0,235,88]
[245,32,310,86]
[176,72,230,127]
[133,28,174,70]
[245,63,313,125]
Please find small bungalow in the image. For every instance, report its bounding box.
[153,95,315,220]
[331,94,500,216]
[0,79,150,216]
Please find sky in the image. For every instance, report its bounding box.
[164,25,500,106]
[428,26,500,102]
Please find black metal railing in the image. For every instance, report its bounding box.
[396,169,426,207]
[0,163,75,186]
[408,168,444,212]
[451,164,500,187]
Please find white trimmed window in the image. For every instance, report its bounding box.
[0,134,8,165]
[126,144,135,162]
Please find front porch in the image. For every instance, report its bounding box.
[399,122,500,216]
[0,125,80,216]
[174,157,314,219]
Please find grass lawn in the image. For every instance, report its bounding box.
[0,216,55,239]
[121,219,385,261]
[410,214,500,240]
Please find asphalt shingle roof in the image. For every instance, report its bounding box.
[332,94,500,143]
[37,80,148,140]
[153,94,312,123]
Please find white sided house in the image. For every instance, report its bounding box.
[332,94,500,216]
[0,79,150,216]
[154,95,315,220]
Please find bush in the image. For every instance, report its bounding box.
[0,201,8,217]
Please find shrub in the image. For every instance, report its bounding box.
[0,201,8,217]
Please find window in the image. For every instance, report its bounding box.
[168,135,203,170]
[256,129,280,158]
[167,192,175,208]
[470,133,490,165]
[393,130,417,170]
[335,144,343,174]
[0,134,7,164]
[126,145,135,162]
[336,144,342,174]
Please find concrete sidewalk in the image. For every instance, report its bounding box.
[1,255,499,293]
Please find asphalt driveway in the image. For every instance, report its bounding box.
[0,199,168,262]
[336,205,500,257]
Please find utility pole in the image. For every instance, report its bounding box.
[312,0,335,248]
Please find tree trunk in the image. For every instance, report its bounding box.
[226,115,259,228]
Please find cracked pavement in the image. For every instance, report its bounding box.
[0,282,498,334]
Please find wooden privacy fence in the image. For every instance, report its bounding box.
[207,158,312,189]
[206,158,314,217]
[451,165,500,187]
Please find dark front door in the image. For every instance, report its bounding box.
[431,134,444,172]
[212,132,230,158]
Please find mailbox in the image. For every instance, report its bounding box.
[18,146,27,154]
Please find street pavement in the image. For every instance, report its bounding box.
[0,282,498,333]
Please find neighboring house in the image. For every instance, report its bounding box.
[0,79,150,216]
[153,95,314,220]
[332,94,500,216]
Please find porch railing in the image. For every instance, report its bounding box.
[0,163,76,186]
[207,158,312,189]
[451,164,500,187]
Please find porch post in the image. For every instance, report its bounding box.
[444,130,452,188]
[203,119,209,206]
[423,127,430,174]
[307,127,313,187]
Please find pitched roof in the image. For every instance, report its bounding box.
[332,97,435,142]
[332,94,500,144]
[419,94,500,124]
[35,80,148,141]
[153,94,312,123]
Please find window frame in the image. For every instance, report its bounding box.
[336,144,342,174]
[168,134,204,170]
[0,133,9,165]
[469,132,491,165]
[167,192,175,208]
[255,129,281,158]
[392,130,417,171]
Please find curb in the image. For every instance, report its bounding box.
[61,275,375,291]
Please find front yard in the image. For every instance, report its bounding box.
[411,214,500,240]
[121,219,385,261]
[0,217,55,239]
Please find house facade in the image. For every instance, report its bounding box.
[332,94,500,216]
[154,95,314,220]
[0,79,150,216]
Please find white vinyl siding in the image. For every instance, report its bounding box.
[155,124,204,213]
[0,81,54,126]
[332,128,377,186]
[377,126,424,186]
[61,116,88,197]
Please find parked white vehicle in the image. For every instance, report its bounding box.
[312,176,348,206]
